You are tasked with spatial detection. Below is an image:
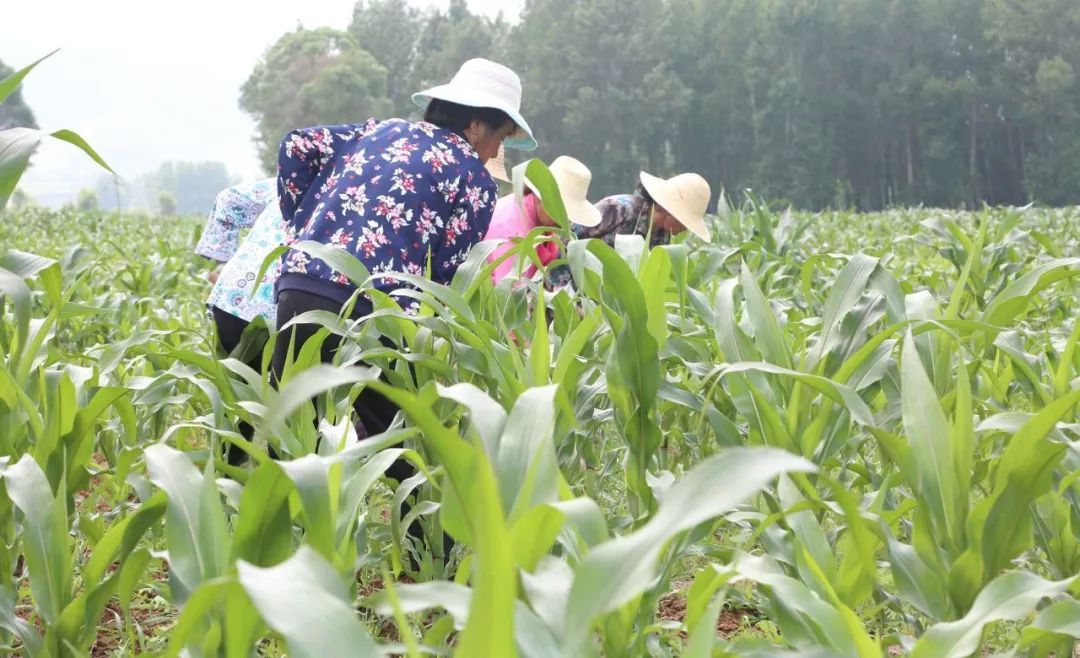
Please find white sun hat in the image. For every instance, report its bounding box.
[485,144,509,182]
[412,58,537,151]
[639,171,713,241]
[544,156,602,227]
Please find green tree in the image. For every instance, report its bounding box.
[134,162,232,215]
[348,0,425,115]
[240,27,392,172]
[409,0,509,96]
[93,175,131,212]
[10,188,34,210]
[75,188,98,212]
[157,190,178,216]
[0,59,38,130]
[508,0,685,195]
[252,0,1080,209]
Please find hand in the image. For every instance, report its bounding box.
[207,267,221,284]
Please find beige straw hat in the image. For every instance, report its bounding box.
[545,156,602,227]
[485,145,509,182]
[412,58,537,151]
[639,171,712,241]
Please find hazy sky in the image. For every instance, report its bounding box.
[4,0,521,205]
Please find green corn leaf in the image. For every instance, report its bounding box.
[712,362,875,427]
[364,381,517,658]
[371,580,560,658]
[288,240,374,290]
[238,546,379,658]
[810,255,879,369]
[1017,598,1080,648]
[638,247,672,347]
[976,387,1080,576]
[231,461,295,567]
[496,385,561,521]
[511,158,569,229]
[735,553,880,657]
[145,444,229,602]
[0,50,58,103]
[884,535,949,621]
[48,129,115,174]
[1,127,113,212]
[740,262,793,370]
[900,330,961,550]
[911,571,1075,658]
[277,456,337,566]
[0,128,42,213]
[259,364,373,437]
[563,447,814,653]
[510,504,565,572]
[529,286,552,386]
[4,454,72,625]
[437,383,508,457]
[981,258,1080,326]
[0,585,45,657]
[161,577,240,658]
[684,564,735,636]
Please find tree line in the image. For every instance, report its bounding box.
[6,1,1080,212]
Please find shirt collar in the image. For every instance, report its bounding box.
[418,121,480,160]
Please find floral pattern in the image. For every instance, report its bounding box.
[277,118,497,309]
[195,179,285,325]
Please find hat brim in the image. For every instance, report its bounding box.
[413,86,537,151]
[639,171,711,241]
[485,150,509,182]
[564,197,603,228]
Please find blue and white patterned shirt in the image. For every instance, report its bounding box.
[195,179,285,326]
[276,118,498,308]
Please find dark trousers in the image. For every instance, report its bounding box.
[211,306,263,465]
[271,289,438,563]
[271,290,401,444]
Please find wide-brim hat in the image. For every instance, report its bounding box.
[412,58,537,151]
[639,171,712,241]
[485,145,509,182]
[544,156,602,227]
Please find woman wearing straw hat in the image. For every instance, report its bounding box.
[484,153,602,284]
[270,58,534,564]
[582,171,712,247]
[271,56,535,398]
[548,171,712,288]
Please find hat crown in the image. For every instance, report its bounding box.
[671,173,711,214]
[549,156,592,198]
[450,58,523,110]
[639,171,713,240]
[412,58,537,150]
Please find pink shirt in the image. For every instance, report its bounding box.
[483,194,560,284]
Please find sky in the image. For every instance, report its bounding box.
[3,0,522,205]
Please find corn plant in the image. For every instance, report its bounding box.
[0,158,1079,656]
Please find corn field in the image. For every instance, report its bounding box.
[0,201,1079,657]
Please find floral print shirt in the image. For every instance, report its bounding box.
[276,118,498,309]
[547,192,669,288]
[195,179,285,326]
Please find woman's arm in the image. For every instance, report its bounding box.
[277,119,380,227]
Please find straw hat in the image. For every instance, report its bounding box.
[545,156,602,227]
[412,58,537,151]
[485,144,509,182]
[639,171,712,241]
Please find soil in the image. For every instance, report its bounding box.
[657,591,757,638]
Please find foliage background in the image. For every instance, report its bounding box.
[241,0,1080,210]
